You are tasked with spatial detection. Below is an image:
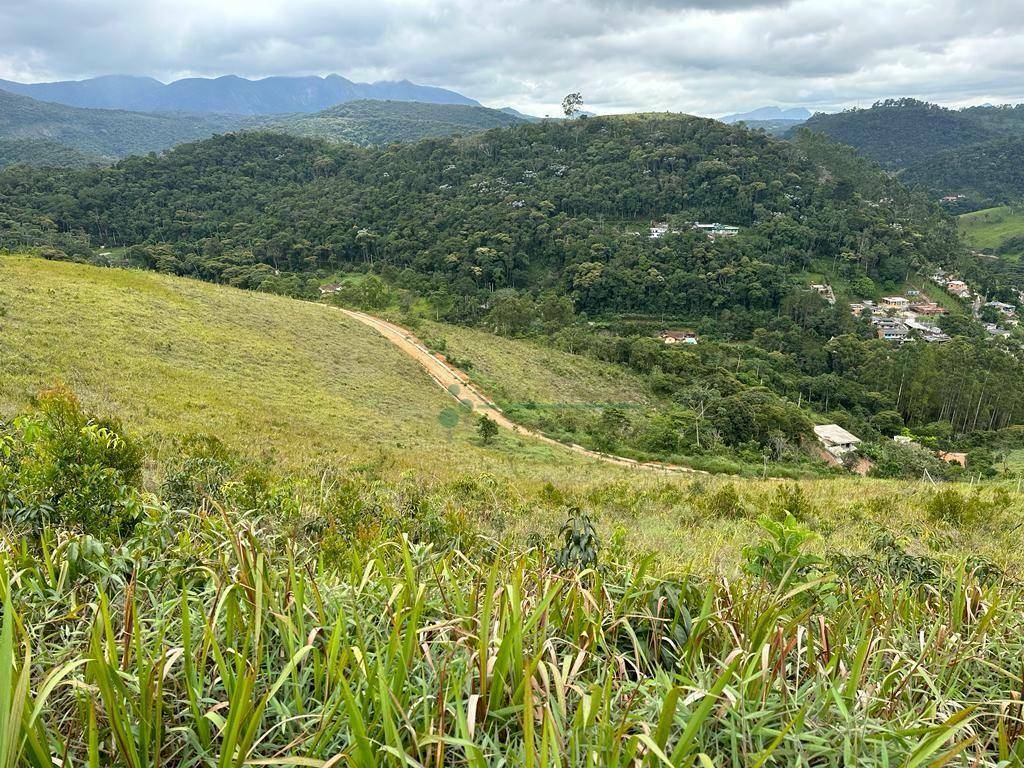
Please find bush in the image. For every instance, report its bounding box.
[927,488,970,526]
[701,483,744,519]
[0,388,144,538]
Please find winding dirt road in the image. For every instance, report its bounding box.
[340,308,707,476]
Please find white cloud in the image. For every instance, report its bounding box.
[0,0,1022,115]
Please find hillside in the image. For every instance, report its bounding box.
[0,87,243,161]
[0,137,103,168]
[902,136,1024,206]
[0,254,506,470]
[0,73,478,114]
[960,205,1024,262]
[797,98,996,170]
[260,100,526,146]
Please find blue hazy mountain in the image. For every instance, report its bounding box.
[0,74,479,115]
[720,106,812,123]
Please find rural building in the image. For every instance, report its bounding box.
[946,280,969,297]
[872,317,909,341]
[693,222,740,239]
[319,284,343,295]
[648,222,670,239]
[882,296,910,311]
[910,301,947,315]
[849,302,869,317]
[985,301,1016,316]
[813,424,862,461]
[660,330,699,345]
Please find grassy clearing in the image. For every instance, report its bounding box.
[960,205,1024,260]
[0,255,586,475]
[417,319,651,409]
[2,255,1024,571]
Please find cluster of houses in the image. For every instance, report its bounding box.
[847,291,951,344]
[648,221,740,240]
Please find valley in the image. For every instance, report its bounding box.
[3,50,1024,761]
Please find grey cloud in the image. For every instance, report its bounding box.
[0,0,1021,116]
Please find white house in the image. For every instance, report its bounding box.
[814,424,862,461]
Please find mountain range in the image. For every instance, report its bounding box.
[0,74,479,115]
[0,87,525,166]
[720,106,812,123]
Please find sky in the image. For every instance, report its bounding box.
[1,0,1022,117]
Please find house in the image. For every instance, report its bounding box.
[910,301,947,316]
[693,222,740,239]
[319,284,343,295]
[872,317,910,341]
[814,424,862,461]
[882,296,910,311]
[648,221,670,239]
[906,289,921,297]
[985,324,1011,338]
[660,330,699,345]
[850,302,869,317]
[946,280,970,297]
[985,301,1016,317]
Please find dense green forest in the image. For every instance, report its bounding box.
[0,88,531,168]
[0,88,242,162]
[797,99,1024,208]
[0,137,103,168]
[902,136,1024,209]
[4,113,1023,472]
[262,100,526,146]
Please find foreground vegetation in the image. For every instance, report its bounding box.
[2,389,1024,766]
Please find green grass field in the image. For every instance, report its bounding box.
[960,205,1024,261]
[2,254,1023,568]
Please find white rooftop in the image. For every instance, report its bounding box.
[813,424,862,446]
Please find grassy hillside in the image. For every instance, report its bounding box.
[262,100,526,146]
[5,255,1024,565]
[419,319,650,408]
[960,205,1024,261]
[0,254,510,469]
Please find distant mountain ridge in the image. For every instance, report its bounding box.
[260,101,527,146]
[0,74,479,115]
[0,88,526,167]
[720,106,812,123]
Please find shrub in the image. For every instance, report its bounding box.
[927,488,970,526]
[701,483,744,519]
[770,483,815,521]
[553,507,599,571]
[0,388,144,538]
[160,433,235,510]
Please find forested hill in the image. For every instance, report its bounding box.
[0,88,242,164]
[902,136,1024,208]
[796,99,1024,208]
[797,99,997,170]
[257,100,527,146]
[1,113,958,323]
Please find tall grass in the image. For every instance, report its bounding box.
[2,502,1022,766]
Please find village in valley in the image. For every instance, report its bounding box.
[815,268,1019,345]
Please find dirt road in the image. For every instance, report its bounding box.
[340,308,707,476]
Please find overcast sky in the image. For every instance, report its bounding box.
[1,0,1022,116]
